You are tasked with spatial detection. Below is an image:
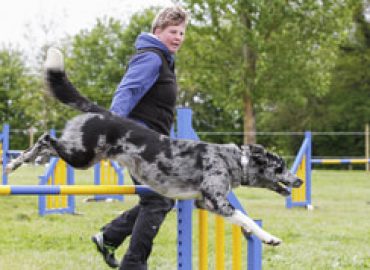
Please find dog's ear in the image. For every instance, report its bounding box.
[266,151,285,166]
[248,144,266,154]
[247,144,286,170]
[248,144,268,165]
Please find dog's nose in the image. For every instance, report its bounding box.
[293,178,303,188]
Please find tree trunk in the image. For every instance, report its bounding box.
[242,43,257,145]
[243,93,256,144]
[241,10,257,145]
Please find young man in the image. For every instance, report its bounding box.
[92,6,188,270]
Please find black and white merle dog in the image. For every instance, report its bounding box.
[7,48,302,246]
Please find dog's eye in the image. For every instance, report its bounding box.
[275,167,283,174]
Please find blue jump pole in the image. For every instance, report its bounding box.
[2,124,9,185]
[176,107,195,270]
[175,107,262,270]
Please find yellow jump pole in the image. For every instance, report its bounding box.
[199,209,208,270]
[215,215,225,270]
[93,160,124,201]
[232,225,242,270]
[47,159,67,210]
[292,156,306,203]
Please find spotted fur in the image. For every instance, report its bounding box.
[7,48,302,246]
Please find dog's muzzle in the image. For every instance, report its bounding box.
[279,171,303,188]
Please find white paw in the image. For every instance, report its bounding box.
[263,235,282,246]
[5,164,14,175]
[242,227,252,237]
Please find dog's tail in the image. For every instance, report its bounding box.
[44,47,107,114]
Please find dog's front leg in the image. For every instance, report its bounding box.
[198,184,281,246]
[225,209,282,246]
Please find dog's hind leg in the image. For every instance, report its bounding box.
[46,135,98,169]
[6,133,55,174]
[196,180,282,246]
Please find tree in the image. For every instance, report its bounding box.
[0,47,41,148]
[311,1,370,158]
[178,0,357,146]
[0,48,24,124]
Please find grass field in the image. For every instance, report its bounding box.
[0,166,369,270]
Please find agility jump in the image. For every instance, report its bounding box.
[287,130,370,209]
[93,159,124,201]
[0,124,9,185]
[3,108,264,270]
[286,131,312,209]
[0,183,262,270]
[38,155,124,215]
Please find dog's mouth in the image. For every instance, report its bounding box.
[274,181,292,196]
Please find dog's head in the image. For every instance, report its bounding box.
[241,144,303,196]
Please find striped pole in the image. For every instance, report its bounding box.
[311,158,370,164]
[0,185,157,196]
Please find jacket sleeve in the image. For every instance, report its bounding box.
[110,52,162,117]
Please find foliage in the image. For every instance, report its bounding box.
[0,48,28,124]
[0,3,368,156]
[177,0,357,147]
[309,2,370,157]
[0,47,42,148]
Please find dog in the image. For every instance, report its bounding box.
[6,48,302,246]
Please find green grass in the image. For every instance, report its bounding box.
[0,167,369,269]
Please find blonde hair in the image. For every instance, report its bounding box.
[151,6,189,33]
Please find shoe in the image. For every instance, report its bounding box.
[92,232,120,268]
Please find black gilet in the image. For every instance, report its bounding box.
[128,48,177,135]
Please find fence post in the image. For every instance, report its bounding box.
[2,124,9,185]
[366,123,369,172]
[305,131,312,206]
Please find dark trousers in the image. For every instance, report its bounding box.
[102,177,175,270]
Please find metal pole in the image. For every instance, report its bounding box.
[29,127,34,147]
[366,123,369,172]
[2,124,9,185]
[176,107,194,270]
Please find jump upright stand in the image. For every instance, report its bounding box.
[286,131,312,209]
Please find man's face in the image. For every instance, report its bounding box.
[154,23,186,54]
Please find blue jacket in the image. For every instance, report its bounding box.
[110,33,175,119]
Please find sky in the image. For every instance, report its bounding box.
[0,0,173,53]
